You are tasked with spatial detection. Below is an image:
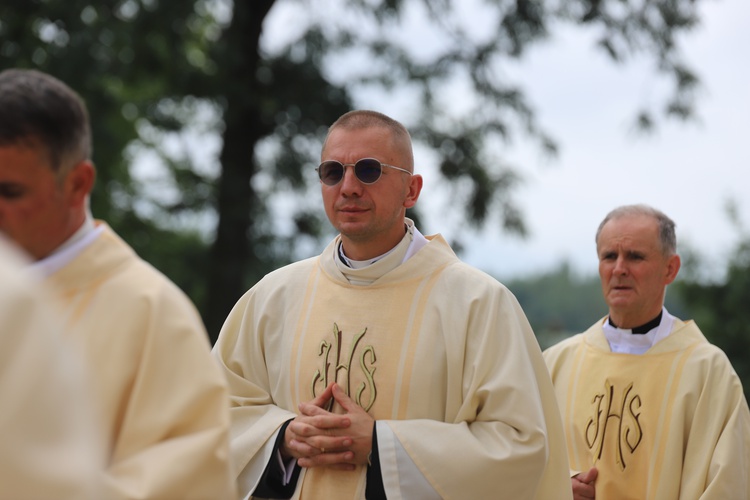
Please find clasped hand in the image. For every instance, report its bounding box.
[572,466,598,500]
[281,382,374,471]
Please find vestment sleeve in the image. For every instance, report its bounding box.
[0,259,103,499]
[213,289,300,499]
[104,284,236,500]
[251,420,301,498]
[682,348,750,498]
[383,283,570,499]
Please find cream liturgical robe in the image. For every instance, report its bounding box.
[544,318,750,499]
[214,233,572,500]
[45,223,236,500]
[0,240,102,499]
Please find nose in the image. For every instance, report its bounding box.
[613,256,628,276]
[339,165,364,196]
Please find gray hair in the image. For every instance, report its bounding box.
[596,204,677,256]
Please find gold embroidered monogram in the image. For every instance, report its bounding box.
[311,323,377,412]
[585,381,643,470]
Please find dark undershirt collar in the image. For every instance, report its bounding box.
[608,311,663,334]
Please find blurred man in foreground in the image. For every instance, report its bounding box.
[0,237,102,499]
[544,204,750,499]
[0,68,236,499]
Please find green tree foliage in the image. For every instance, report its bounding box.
[676,228,750,401]
[0,0,224,311]
[0,0,706,341]
[507,261,689,350]
[506,262,605,349]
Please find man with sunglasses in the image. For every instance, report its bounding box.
[214,110,572,499]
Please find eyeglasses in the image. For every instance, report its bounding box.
[316,158,412,186]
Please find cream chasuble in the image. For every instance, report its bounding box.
[0,240,103,499]
[45,223,236,500]
[214,232,572,500]
[544,318,750,499]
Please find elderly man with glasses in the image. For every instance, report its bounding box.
[213,110,572,500]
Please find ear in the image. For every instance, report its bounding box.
[65,160,96,209]
[664,254,681,285]
[403,174,423,209]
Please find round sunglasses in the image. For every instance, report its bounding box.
[316,158,412,186]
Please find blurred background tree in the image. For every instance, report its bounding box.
[0,0,705,341]
[507,261,689,350]
[675,202,750,400]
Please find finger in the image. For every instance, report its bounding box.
[578,466,598,484]
[314,436,353,453]
[285,417,351,459]
[297,405,351,431]
[291,431,354,454]
[331,383,359,412]
[571,476,596,499]
[587,467,598,483]
[308,382,336,409]
[285,438,322,459]
[288,419,319,438]
[299,402,331,417]
[289,412,348,433]
[289,422,354,456]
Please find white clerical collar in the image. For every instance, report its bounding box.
[335,219,429,285]
[602,307,675,355]
[339,240,399,269]
[338,218,428,269]
[30,212,104,278]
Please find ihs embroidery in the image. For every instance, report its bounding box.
[311,323,377,411]
[585,381,643,470]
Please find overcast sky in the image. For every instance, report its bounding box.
[427,0,750,281]
[260,0,749,282]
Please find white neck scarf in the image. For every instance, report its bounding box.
[335,218,428,285]
[602,307,675,354]
[30,212,103,278]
